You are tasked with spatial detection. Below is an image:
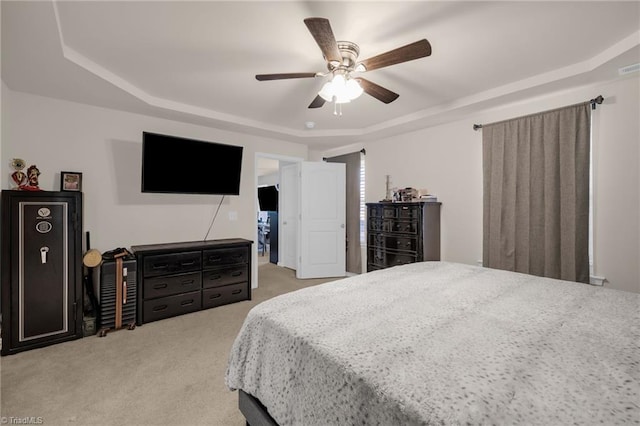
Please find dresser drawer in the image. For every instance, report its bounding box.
[367,263,384,272]
[368,247,418,268]
[143,290,202,323]
[382,206,396,218]
[144,272,201,299]
[368,233,418,252]
[202,265,248,289]
[367,204,383,218]
[202,283,248,309]
[368,218,384,232]
[386,250,418,266]
[203,247,248,268]
[384,220,418,234]
[397,205,421,219]
[143,251,201,277]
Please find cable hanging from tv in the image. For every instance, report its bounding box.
[203,195,225,241]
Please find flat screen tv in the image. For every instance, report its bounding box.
[141,132,243,195]
[258,185,278,211]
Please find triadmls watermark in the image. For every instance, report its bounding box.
[1,417,44,425]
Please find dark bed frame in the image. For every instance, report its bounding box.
[239,390,279,426]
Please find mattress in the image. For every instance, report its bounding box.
[225,261,640,425]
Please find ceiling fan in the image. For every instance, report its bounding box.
[256,17,432,113]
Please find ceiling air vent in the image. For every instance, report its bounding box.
[619,63,640,76]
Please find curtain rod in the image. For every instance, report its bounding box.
[323,148,366,161]
[472,95,604,131]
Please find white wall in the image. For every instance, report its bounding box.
[1,87,309,286]
[4,76,638,293]
[361,76,639,293]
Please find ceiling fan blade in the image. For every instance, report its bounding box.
[303,17,342,64]
[356,78,399,104]
[359,39,431,71]
[308,95,326,109]
[256,73,317,81]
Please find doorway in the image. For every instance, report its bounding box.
[253,154,347,288]
[254,153,301,289]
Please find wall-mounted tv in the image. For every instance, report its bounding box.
[258,185,278,211]
[141,132,243,195]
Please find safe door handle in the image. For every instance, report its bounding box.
[40,246,49,264]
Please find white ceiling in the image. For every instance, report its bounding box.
[2,1,639,149]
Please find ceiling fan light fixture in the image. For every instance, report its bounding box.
[318,74,363,104]
[318,81,336,102]
[345,78,363,99]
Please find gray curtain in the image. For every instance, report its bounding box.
[482,102,591,283]
[327,152,362,274]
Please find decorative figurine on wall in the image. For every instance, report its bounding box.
[22,165,42,191]
[10,158,27,189]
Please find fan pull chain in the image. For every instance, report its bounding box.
[333,102,342,116]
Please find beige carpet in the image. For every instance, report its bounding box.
[0,264,336,425]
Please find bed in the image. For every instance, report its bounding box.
[225,261,640,425]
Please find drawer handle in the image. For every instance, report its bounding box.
[153,283,168,290]
[231,289,242,295]
[181,299,194,306]
[181,279,195,286]
[233,255,244,261]
[181,260,196,266]
[231,271,243,277]
[208,274,222,281]
[152,263,169,269]
[208,256,222,263]
[209,293,222,300]
[153,304,168,312]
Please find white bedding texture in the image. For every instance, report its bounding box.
[226,261,639,425]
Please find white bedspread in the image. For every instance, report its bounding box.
[225,261,640,425]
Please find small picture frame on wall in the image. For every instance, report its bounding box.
[61,171,82,192]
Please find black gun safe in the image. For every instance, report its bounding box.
[1,190,83,355]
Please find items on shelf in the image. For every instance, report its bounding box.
[388,187,436,202]
[10,158,42,191]
[381,176,437,202]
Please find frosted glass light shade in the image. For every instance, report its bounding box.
[318,75,363,104]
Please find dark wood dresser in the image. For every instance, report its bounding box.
[366,201,441,272]
[131,238,252,325]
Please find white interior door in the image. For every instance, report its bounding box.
[297,161,346,279]
[279,163,298,270]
